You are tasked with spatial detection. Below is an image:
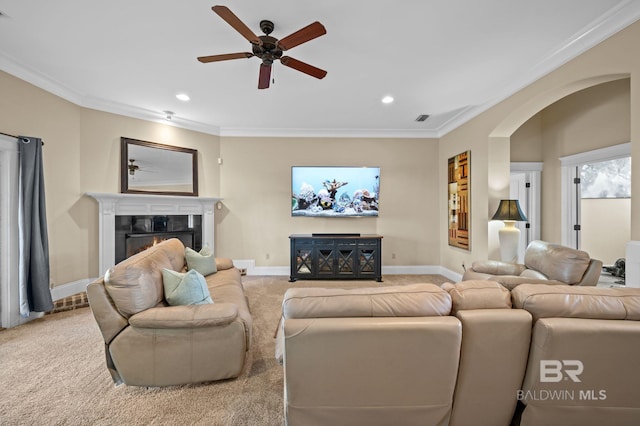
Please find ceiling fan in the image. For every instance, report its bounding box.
[128,159,139,176]
[128,159,158,176]
[197,5,327,89]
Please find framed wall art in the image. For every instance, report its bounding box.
[448,151,470,250]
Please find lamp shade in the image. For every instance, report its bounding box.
[491,199,528,222]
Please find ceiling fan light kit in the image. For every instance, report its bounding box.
[197,5,327,89]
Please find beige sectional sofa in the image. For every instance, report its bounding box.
[277,280,640,426]
[87,238,252,387]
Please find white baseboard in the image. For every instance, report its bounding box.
[50,278,95,301]
[437,267,463,283]
[46,264,461,306]
[233,259,289,276]
[233,260,462,282]
[383,265,461,282]
[252,266,291,276]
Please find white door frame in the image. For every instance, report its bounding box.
[0,135,21,328]
[0,135,45,327]
[510,162,542,262]
[559,142,631,248]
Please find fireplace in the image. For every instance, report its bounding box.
[115,214,202,263]
[86,193,222,275]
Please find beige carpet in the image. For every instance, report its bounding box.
[0,274,448,426]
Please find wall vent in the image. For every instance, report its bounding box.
[415,114,430,122]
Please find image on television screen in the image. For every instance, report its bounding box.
[291,166,380,217]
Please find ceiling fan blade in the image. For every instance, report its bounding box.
[212,5,261,45]
[277,21,326,50]
[197,52,254,63]
[258,63,272,89]
[280,56,327,80]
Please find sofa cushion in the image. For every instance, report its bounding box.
[205,267,253,347]
[104,238,186,318]
[524,240,590,284]
[470,260,526,276]
[129,303,238,329]
[162,269,213,306]
[441,280,511,313]
[185,246,217,276]
[282,283,451,319]
[512,284,640,321]
[519,268,548,280]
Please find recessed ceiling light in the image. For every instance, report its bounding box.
[176,93,190,102]
[381,96,394,104]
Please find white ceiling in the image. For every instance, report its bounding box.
[1,0,639,138]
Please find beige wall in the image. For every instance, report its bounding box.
[510,79,630,242]
[540,79,630,242]
[0,70,220,285]
[511,112,543,162]
[1,71,83,287]
[3,18,640,285]
[76,109,221,279]
[218,137,440,268]
[581,198,630,265]
[440,20,640,273]
[1,69,440,285]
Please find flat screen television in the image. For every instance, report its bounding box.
[291,166,380,217]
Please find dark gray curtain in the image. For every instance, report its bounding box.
[19,136,53,314]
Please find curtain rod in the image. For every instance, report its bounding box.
[0,131,44,145]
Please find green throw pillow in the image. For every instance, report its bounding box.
[185,246,217,276]
[162,269,213,306]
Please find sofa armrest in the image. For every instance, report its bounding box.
[129,303,239,329]
[577,258,603,286]
[471,260,527,276]
[215,258,235,271]
[87,279,129,344]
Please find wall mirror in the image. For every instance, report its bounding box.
[120,137,198,196]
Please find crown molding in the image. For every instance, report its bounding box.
[436,0,640,137]
[218,127,439,139]
[2,1,640,139]
[0,51,85,105]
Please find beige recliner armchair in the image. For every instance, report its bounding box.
[87,238,252,387]
[462,240,602,290]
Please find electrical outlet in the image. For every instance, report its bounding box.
[266,253,270,260]
[391,253,396,259]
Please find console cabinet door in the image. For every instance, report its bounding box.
[357,243,379,278]
[315,240,336,277]
[293,241,313,277]
[336,240,357,277]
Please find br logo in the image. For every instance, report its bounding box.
[540,360,584,383]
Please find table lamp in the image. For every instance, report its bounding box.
[492,199,528,262]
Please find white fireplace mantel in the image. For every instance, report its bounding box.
[86,192,222,275]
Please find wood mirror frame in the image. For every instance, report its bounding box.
[120,137,198,196]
